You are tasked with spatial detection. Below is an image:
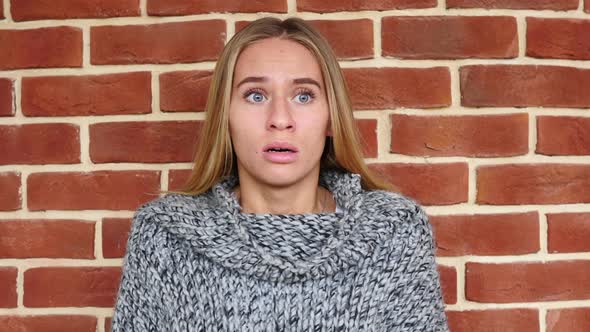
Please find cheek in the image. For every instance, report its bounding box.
[229,109,261,158]
[301,105,330,134]
[298,114,330,152]
[228,106,244,151]
[228,103,249,136]
[230,113,256,140]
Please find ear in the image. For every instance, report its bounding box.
[326,119,333,137]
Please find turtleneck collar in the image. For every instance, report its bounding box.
[160,169,387,284]
[214,168,362,216]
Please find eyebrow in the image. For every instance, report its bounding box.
[235,76,322,89]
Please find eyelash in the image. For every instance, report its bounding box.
[242,88,265,100]
[295,88,316,100]
[242,88,317,102]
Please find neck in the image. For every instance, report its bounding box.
[233,173,335,214]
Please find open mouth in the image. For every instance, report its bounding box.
[262,143,299,163]
[266,148,295,153]
[263,143,299,153]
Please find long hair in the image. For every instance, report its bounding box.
[169,17,396,195]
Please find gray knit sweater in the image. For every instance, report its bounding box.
[111,169,449,331]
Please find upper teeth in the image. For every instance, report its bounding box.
[270,148,290,152]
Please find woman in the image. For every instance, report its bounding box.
[111,17,449,331]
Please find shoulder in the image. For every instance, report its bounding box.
[122,191,218,260]
[132,190,216,222]
[128,191,217,239]
[360,189,433,240]
[361,189,429,223]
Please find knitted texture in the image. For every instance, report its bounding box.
[111,169,449,331]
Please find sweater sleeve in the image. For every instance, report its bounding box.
[385,202,450,332]
[110,206,165,332]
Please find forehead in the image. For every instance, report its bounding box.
[233,37,323,81]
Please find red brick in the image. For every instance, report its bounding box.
[461,65,590,108]
[368,163,468,205]
[548,213,590,253]
[236,19,374,60]
[308,20,373,60]
[391,114,528,157]
[431,212,539,256]
[24,267,121,307]
[27,171,160,211]
[90,121,202,163]
[298,0,436,12]
[0,267,17,308]
[382,16,517,59]
[547,308,590,332]
[0,315,97,332]
[477,164,590,205]
[527,18,590,60]
[438,265,457,304]
[344,67,451,110]
[148,0,286,15]
[446,309,539,332]
[356,119,378,158]
[586,0,590,13]
[537,116,590,156]
[0,27,82,70]
[22,72,151,117]
[102,218,132,258]
[0,2,3,19]
[321,19,374,59]
[11,0,139,21]
[0,78,13,116]
[168,169,192,191]
[466,261,590,302]
[447,0,577,10]
[91,20,225,65]
[0,124,79,164]
[0,219,94,258]
[320,19,373,59]
[160,70,211,112]
[0,172,20,211]
[105,317,112,332]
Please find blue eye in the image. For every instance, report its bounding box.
[294,92,314,104]
[245,91,266,103]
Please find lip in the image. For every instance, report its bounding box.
[262,142,299,153]
[262,141,299,164]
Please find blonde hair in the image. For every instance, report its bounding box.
[169,17,396,195]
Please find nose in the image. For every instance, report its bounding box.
[266,96,295,131]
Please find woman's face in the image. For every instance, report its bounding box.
[228,37,330,188]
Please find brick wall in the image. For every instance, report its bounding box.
[1,0,589,331]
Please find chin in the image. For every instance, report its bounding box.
[251,164,319,188]
[260,169,304,186]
